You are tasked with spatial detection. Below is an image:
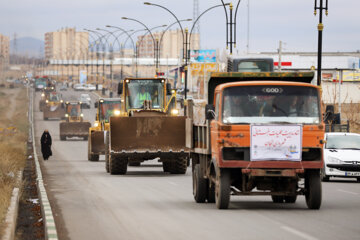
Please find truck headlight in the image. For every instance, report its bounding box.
[327,156,343,164]
[80,113,84,117]
[60,100,63,103]
[114,110,121,116]
[65,113,69,117]
[171,109,179,115]
[41,93,45,97]
[94,122,99,127]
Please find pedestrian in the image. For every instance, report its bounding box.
[41,129,52,160]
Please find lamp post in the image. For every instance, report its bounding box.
[121,17,160,74]
[220,0,242,54]
[314,0,328,87]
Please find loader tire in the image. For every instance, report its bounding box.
[60,135,66,141]
[193,165,207,203]
[170,158,187,174]
[110,155,128,175]
[129,162,141,166]
[105,154,109,173]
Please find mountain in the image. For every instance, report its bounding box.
[10,37,44,57]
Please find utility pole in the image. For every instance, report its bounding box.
[278,40,282,71]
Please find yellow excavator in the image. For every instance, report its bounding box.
[59,101,91,141]
[105,77,189,175]
[88,98,122,162]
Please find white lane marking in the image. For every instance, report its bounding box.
[337,189,359,195]
[168,181,177,186]
[281,226,318,240]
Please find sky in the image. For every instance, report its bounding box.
[0,0,359,53]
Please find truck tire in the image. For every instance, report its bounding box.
[162,161,172,172]
[170,158,187,174]
[321,168,329,182]
[305,170,322,209]
[110,155,127,175]
[193,165,206,203]
[207,181,215,203]
[271,196,284,203]
[215,168,231,209]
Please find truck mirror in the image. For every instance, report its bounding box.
[94,102,98,108]
[205,104,216,120]
[166,83,172,95]
[118,82,123,95]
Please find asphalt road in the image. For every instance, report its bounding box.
[34,89,360,240]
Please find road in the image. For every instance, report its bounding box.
[34,89,360,240]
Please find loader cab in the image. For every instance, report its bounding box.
[121,78,178,115]
[97,99,122,123]
[46,92,63,104]
[64,102,83,121]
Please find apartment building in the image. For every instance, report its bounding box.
[45,28,89,60]
[0,33,10,69]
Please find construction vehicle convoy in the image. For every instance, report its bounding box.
[188,71,325,209]
[43,92,65,120]
[39,86,55,111]
[59,101,91,140]
[105,77,189,175]
[88,98,122,162]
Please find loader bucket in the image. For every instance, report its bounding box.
[60,121,91,138]
[110,116,187,153]
[90,130,106,155]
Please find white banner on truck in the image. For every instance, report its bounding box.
[250,125,302,161]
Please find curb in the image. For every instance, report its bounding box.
[30,88,59,240]
[2,188,20,240]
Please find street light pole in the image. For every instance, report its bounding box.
[314,0,328,87]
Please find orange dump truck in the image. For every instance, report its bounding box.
[188,72,325,209]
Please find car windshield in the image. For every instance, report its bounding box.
[222,85,320,124]
[125,79,164,110]
[67,104,81,117]
[99,100,121,122]
[81,95,90,100]
[325,135,360,149]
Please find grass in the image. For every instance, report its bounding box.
[0,88,28,235]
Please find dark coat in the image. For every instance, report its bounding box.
[41,131,52,160]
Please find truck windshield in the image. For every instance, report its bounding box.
[325,135,360,149]
[222,85,320,124]
[237,61,272,72]
[99,101,121,122]
[125,80,164,110]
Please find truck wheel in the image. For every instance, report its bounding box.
[271,196,284,203]
[215,168,231,209]
[193,165,206,203]
[305,170,322,210]
[162,162,172,172]
[110,155,128,175]
[170,158,187,174]
[284,196,297,203]
[357,178,360,183]
[60,135,66,141]
[207,181,215,203]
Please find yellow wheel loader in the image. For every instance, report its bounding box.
[88,98,122,163]
[39,86,55,112]
[43,92,65,120]
[106,78,190,175]
[59,101,91,141]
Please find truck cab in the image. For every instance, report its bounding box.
[190,72,325,209]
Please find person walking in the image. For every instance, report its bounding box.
[41,129,52,160]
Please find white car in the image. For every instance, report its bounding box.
[79,94,91,109]
[74,83,85,91]
[84,84,96,91]
[322,132,360,182]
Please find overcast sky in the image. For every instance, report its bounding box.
[0,0,359,53]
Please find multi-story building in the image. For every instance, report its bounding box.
[45,28,89,60]
[137,29,200,59]
[0,33,10,70]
